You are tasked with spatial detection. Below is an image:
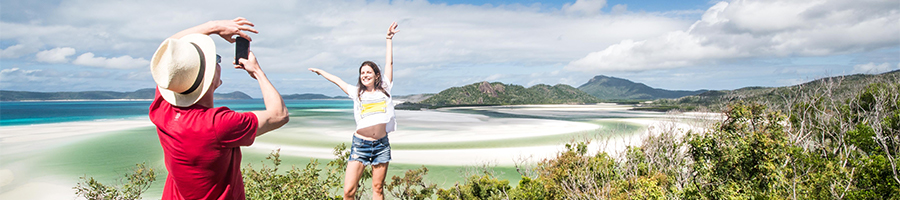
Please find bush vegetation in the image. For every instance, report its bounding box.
[73,162,156,200]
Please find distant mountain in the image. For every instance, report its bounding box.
[399,81,600,109]
[282,93,346,100]
[0,88,253,101]
[577,75,707,100]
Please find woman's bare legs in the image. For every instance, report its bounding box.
[343,161,366,200]
[372,162,390,200]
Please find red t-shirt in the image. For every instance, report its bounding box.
[149,89,258,200]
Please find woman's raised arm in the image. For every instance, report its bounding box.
[384,22,398,83]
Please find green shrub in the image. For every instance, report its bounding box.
[608,173,669,200]
[686,102,793,199]
[508,176,549,200]
[437,173,511,200]
[386,166,438,200]
[74,162,156,200]
[242,144,350,199]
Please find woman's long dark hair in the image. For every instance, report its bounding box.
[357,61,390,98]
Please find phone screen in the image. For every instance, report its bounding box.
[235,37,249,66]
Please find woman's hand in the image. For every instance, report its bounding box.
[386,22,399,39]
[207,17,258,43]
[308,68,323,75]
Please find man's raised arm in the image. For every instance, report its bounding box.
[240,52,289,136]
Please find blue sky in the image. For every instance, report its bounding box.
[1,0,898,97]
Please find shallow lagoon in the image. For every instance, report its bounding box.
[0,101,678,199]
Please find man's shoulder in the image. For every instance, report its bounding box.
[208,106,258,134]
[163,105,242,121]
[208,106,257,120]
[209,105,234,112]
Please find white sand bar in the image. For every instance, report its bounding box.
[390,110,601,143]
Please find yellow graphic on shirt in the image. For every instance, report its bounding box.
[360,99,387,118]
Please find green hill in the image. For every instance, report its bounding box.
[399,81,600,109]
[577,75,707,100]
[645,69,900,111]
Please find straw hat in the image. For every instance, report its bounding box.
[150,34,217,107]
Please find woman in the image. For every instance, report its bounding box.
[308,22,399,200]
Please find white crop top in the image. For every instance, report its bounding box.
[348,81,396,133]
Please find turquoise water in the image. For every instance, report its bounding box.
[0,99,353,126]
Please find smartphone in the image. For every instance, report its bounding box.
[235,37,249,66]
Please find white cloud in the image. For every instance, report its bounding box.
[485,74,505,81]
[296,52,341,69]
[610,4,628,15]
[35,47,76,63]
[394,64,438,78]
[0,67,45,80]
[566,0,900,72]
[852,62,900,74]
[563,0,607,15]
[1,68,22,75]
[0,44,35,59]
[72,53,150,69]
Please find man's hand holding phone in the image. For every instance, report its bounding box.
[235,51,263,80]
[233,37,261,79]
[235,37,249,67]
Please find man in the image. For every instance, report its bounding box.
[148,17,289,200]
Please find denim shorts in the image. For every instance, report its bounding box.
[349,135,391,166]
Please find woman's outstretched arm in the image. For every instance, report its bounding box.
[309,68,353,96]
[385,22,399,83]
